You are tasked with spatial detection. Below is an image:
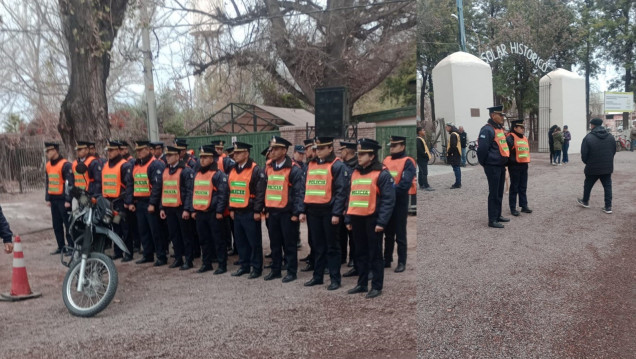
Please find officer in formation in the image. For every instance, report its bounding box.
[151,141,167,165]
[44,142,75,255]
[477,105,511,228]
[300,138,316,271]
[382,135,416,273]
[176,139,198,169]
[506,120,533,216]
[339,141,358,276]
[72,141,102,198]
[117,140,140,253]
[345,139,395,298]
[292,145,306,171]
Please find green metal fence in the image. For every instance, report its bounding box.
[375,125,417,160]
[179,130,279,168]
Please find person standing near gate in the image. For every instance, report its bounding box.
[228,142,266,279]
[506,120,533,216]
[562,125,571,164]
[382,135,415,273]
[72,141,102,198]
[130,140,167,266]
[345,138,395,298]
[44,142,75,255]
[103,140,135,261]
[300,136,348,291]
[159,146,195,269]
[416,127,434,191]
[477,105,511,228]
[263,136,305,283]
[577,118,616,214]
[446,124,462,189]
[191,145,229,274]
[459,126,468,167]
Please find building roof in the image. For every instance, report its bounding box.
[255,105,315,127]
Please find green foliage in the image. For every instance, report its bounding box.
[380,55,417,107]
[256,81,305,109]
[2,113,24,133]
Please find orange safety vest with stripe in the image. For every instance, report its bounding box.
[490,124,510,157]
[162,168,183,207]
[346,170,380,216]
[384,156,417,196]
[192,171,216,211]
[72,156,96,190]
[304,159,337,204]
[102,159,126,198]
[228,166,254,209]
[46,159,68,195]
[510,133,530,163]
[133,158,155,198]
[265,166,291,208]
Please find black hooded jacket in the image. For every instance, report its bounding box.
[581,126,616,175]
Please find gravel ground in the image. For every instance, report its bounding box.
[417,151,635,358]
[0,193,416,358]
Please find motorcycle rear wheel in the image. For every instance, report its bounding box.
[62,252,118,317]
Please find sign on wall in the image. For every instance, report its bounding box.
[479,42,550,72]
[604,92,634,113]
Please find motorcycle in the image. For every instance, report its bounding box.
[61,183,128,317]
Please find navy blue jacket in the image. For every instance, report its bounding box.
[160,161,195,212]
[133,155,166,207]
[0,205,13,243]
[264,156,305,216]
[303,152,350,217]
[193,164,229,215]
[221,156,235,175]
[76,157,103,197]
[229,158,266,213]
[345,161,395,227]
[477,119,509,167]
[385,152,416,196]
[581,126,616,175]
[45,157,74,202]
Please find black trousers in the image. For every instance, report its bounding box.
[222,216,233,251]
[384,193,407,265]
[508,165,529,210]
[351,215,383,291]
[267,211,298,274]
[110,199,129,256]
[417,158,430,188]
[582,174,612,208]
[483,165,506,222]
[159,215,170,255]
[307,212,341,283]
[338,219,354,263]
[233,211,263,272]
[195,211,227,267]
[50,198,72,250]
[549,142,554,164]
[165,207,194,262]
[136,200,166,261]
[127,207,139,250]
[306,222,314,262]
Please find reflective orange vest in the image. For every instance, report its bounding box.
[162,168,183,207]
[265,166,291,208]
[384,156,417,196]
[510,133,530,163]
[490,124,510,157]
[192,171,216,211]
[102,159,126,198]
[447,132,461,156]
[218,155,225,173]
[228,165,254,209]
[72,156,96,190]
[133,158,155,197]
[346,169,380,216]
[46,159,68,195]
[304,159,337,204]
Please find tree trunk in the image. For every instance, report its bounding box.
[57,0,128,154]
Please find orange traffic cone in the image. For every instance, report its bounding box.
[1,235,41,301]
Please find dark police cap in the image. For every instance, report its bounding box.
[314,137,333,146]
[165,146,180,155]
[225,146,235,154]
[75,140,92,150]
[488,105,504,114]
[260,147,271,156]
[233,142,252,152]
[389,135,407,145]
[44,142,60,151]
[174,139,188,150]
[339,141,357,150]
[511,120,525,128]
[294,145,305,153]
[357,138,381,153]
[211,140,225,147]
[149,141,164,149]
[134,140,150,150]
[303,138,314,146]
[119,140,130,147]
[106,140,123,150]
[199,145,219,157]
[270,136,292,148]
[590,118,603,126]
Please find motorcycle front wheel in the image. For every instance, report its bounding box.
[62,252,118,317]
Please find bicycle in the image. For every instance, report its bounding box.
[428,146,446,165]
[466,141,479,166]
[616,135,631,152]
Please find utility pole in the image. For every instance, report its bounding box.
[141,0,159,141]
[456,0,467,52]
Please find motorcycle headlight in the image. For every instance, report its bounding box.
[79,194,90,207]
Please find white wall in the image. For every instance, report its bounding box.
[432,52,493,145]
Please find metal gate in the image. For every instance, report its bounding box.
[0,136,46,194]
[538,81,551,153]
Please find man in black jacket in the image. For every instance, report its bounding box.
[548,124,558,164]
[446,123,462,189]
[1,205,14,254]
[577,118,616,213]
[416,127,434,191]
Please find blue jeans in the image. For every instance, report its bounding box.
[562,142,569,163]
[461,147,467,166]
[452,165,461,186]
[553,150,561,164]
[631,139,635,151]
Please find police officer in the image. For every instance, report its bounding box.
[382,135,415,273]
[263,136,305,283]
[116,140,140,253]
[88,142,101,163]
[159,146,195,269]
[300,138,316,270]
[44,142,74,255]
[225,146,235,160]
[477,105,511,228]
[292,145,306,172]
[191,145,229,274]
[151,141,167,164]
[150,141,170,254]
[416,127,434,191]
[345,139,395,298]
[130,140,167,265]
[300,137,349,291]
[103,140,135,261]
[119,140,133,162]
[339,141,358,274]
[506,120,533,216]
[176,139,198,169]
[72,141,102,198]
[212,140,235,174]
[228,142,266,279]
